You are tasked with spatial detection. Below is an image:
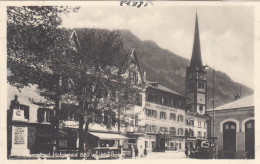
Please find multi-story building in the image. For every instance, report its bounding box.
[144,81,186,152]
[185,13,208,148]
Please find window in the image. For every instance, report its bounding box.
[178,101,183,109]
[198,131,201,138]
[146,124,157,133]
[170,99,174,107]
[161,97,166,105]
[198,121,202,128]
[185,129,189,137]
[204,122,207,128]
[198,81,205,89]
[160,112,166,119]
[189,120,194,126]
[37,108,53,123]
[185,119,189,126]
[179,143,182,149]
[204,132,206,138]
[145,109,157,118]
[170,113,176,121]
[159,127,168,133]
[178,128,184,136]
[178,115,184,122]
[189,130,194,137]
[170,127,176,135]
[199,105,203,112]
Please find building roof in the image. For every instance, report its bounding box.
[189,12,203,71]
[208,94,254,111]
[145,80,184,97]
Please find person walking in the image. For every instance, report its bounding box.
[144,148,147,157]
[134,147,139,159]
[185,147,188,158]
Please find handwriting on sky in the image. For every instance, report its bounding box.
[120,1,153,8]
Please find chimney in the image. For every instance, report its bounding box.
[235,94,240,100]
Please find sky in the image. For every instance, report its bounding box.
[61,4,254,89]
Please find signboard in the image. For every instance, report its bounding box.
[12,109,27,121]
[14,127,26,145]
[11,126,30,156]
[145,102,177,112]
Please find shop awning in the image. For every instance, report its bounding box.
[88,132,128,140]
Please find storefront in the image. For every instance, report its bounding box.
[85,131,128,152]
[145,134,157,153]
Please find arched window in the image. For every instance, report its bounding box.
[223,121,236,151]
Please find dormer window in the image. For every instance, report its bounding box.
[151,82,159,87]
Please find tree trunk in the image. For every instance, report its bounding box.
[84,120,90,152]
[118,108,120,133]
[78,114,84,157]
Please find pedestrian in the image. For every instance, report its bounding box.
[134,147,139,159]
[185,147,188,157]
[144,148,147,157]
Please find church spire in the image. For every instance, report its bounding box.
[190,11,203,71]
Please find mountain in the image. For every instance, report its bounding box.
[120,29,254,109]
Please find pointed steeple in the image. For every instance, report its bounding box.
[190,11,203,71]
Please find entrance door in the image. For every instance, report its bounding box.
[245,120,254,152]
[223,122,236,151]
[159,138,165,152]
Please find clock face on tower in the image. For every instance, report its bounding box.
[198,72,204,79]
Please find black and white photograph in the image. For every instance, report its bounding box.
[1,1,257,161]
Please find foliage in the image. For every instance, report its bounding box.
[65,28,142,153]
[7,6,79,103]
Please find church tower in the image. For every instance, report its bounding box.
[185,12,207,115]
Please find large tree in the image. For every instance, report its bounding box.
[7,6,79,151]
[66,28,142,155]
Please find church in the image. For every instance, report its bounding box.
[185,13,208,150]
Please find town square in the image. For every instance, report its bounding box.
[1,1,255,161]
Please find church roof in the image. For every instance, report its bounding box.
[208,94,254,111]
[189,12,203,71]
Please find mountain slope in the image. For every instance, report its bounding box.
[120,29,254,108]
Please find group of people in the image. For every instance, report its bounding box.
[133,147,148,159]
[185,146,209,159]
